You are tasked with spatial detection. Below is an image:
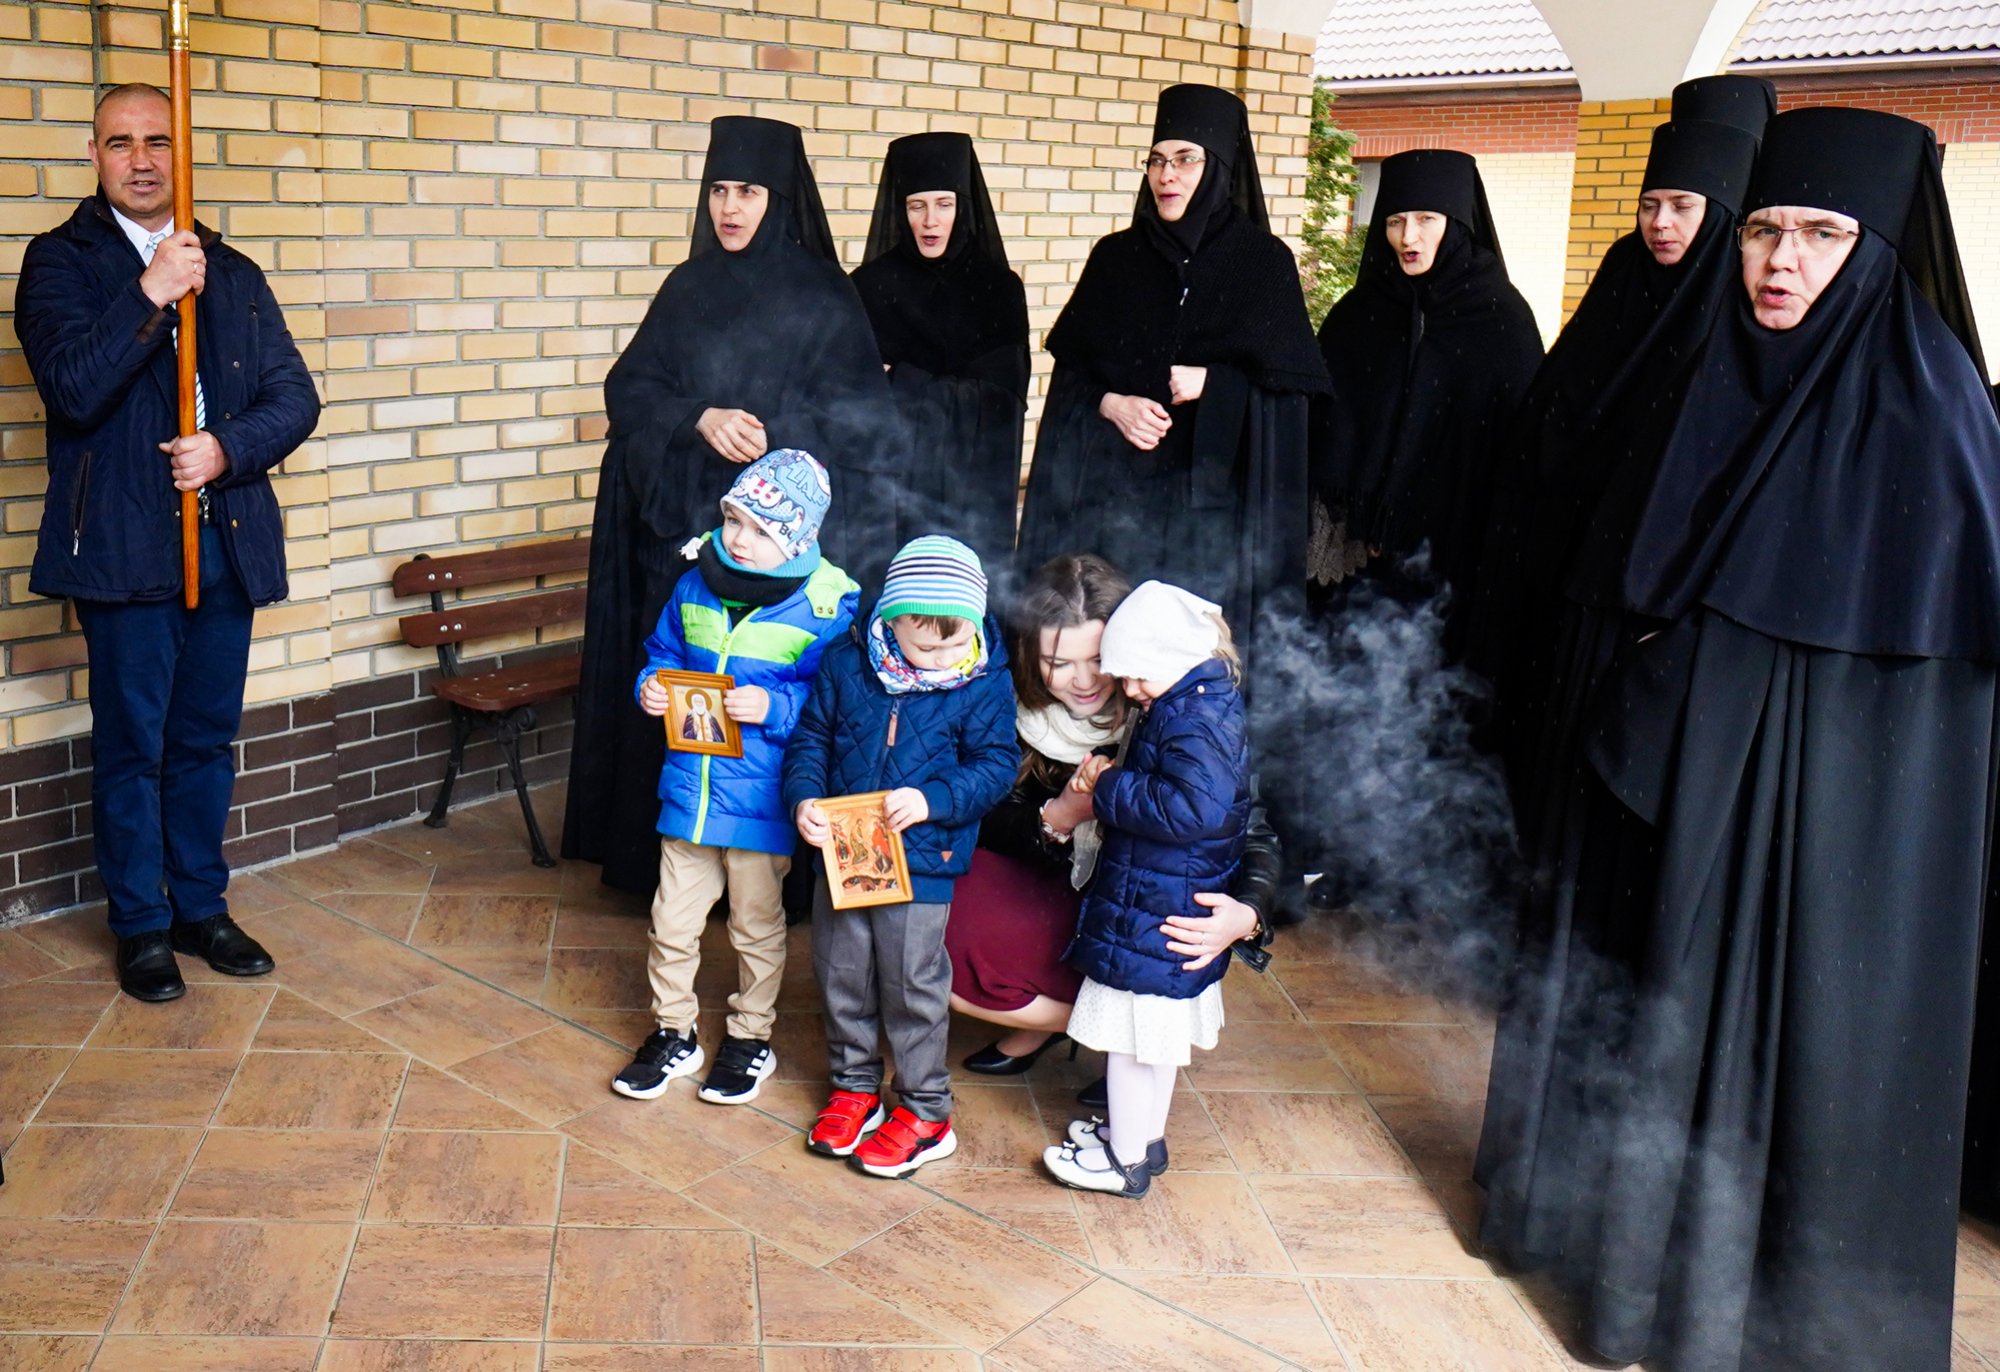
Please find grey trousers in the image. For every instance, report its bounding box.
[811,885,954,1121]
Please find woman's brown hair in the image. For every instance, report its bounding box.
[1008,554,1131,785]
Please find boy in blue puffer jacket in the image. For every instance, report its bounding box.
[611,450,859,1108]
[783,536,1018,1179]
[1043,581,1251,1200]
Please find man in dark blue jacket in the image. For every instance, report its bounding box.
[17,83,320,1003]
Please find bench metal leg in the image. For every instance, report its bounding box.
[496,713,556,868]
[426,711,471,829]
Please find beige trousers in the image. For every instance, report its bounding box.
[647,838,790,1042]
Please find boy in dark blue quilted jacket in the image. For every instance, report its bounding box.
[1043,581,1251,1200]
[783,536,1018,1179]
[610,451,859,1110]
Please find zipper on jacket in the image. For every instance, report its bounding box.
[869,699,903,795]
[690,604,759,846]
[70,450,93,555]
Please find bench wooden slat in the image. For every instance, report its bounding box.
[398,586,588,649]
[392,536,591,598]
[431,655,583,712]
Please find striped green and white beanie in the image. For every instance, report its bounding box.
[877,535,988,625]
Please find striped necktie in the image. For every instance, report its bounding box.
[144,228,206,430]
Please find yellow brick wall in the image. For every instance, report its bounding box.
[1942,141,2000,383]
[0,0,1317,751]
[1561,96,1671,321]
[1473,149,1575,345]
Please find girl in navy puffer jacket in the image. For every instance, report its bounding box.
[1044,581,1251,1200]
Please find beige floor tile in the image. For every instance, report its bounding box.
[275,938,450,1017]
[266,839,434,899]
[0,1334,97,1371]
[314,1339,541,1371]
[112,1220,351,1336]
[0,1046,74,1146]
[36,1049,238,1127]
[546,1227,755,1343]
[754,1240,960,1344]
[1500,1275,1621,1371]
[1253,1175,1490,1277]
[365,1130,563,1225]
[351,979,557,1067]
[232,903,380,964]
[1957,1335,1993,1372]
[427,856,562,897]
[919,1167,1094,1262]
[0,983,114,1046]
[171,1128,383,1221]
[828,1204,1093,1351]
[1204,1090,1413,1175]
[391,1064,546,1132]
[312,891,427,940]
[1277,957,1460,1024]
[251,991,398,1053]
[1074,1172,1293,1275]
[0,1125,200,1221]
[88,1335,320,1370]
[989,1277,1285,1371]
[689,1140,929,1264]
[558,1145,736,1229]
[227,869,318,917]
[762,1351,976,1372]
[429,947,552,1001]
[1184,1020,1357,1093]
[215,1050,407,1130]
[452,1025,633,1126]
[540,1347,757,1372]
[1319,1023,1491,1097]
[1220,964,1306,1022]
[541,948,651,1011]
[1313,1277,1569,1371]
[331,1224,552,1340]
[925,1081,1050,1169]
[0,932,66,988]
[1126,1272,1349,1371]
[1959,1227,2000,1364]
[564,1010,661,1046]
[84,985,273,1053]
[560,1091,792,1192]
[552,907,651,949]
[764,1011,830,1081]
[0,1219,152,1332]
[1371,1094,1488,1180]
[410,893,558,949]
[12,909,115,971]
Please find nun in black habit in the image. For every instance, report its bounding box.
[1310,148,1542,654]
[1491,107,2000,1372]
[1468,77,1772,776]
[852,132,1028,573]
[1015,82,1331,642]
[562,115,895,892]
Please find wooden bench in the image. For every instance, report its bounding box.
[393,537,591,867]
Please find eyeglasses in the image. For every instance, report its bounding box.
[1738,222,1860,258]
[1142,152,1205,174]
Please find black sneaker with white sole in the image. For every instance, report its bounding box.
[697,1036,776,1105]
[611,1027,703,1100]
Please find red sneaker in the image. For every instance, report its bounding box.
[807,1089,885,1158]
[850,1107,958,1179]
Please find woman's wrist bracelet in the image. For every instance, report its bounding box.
[1038,800,1073,844]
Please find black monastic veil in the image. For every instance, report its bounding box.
[1484,105,2000,1372]
[851,132,1029,573]
[561,116,895,892]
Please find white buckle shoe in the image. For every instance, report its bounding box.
[1063,1118,1170,1177]
[1043,1138,1151,1198]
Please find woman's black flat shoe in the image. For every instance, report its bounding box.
[963,1033,1071,1075]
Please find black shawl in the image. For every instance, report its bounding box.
[1313,149,1542,612]
[851,133,1029,568]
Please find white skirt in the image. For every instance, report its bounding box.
[1067,977,1225,1067]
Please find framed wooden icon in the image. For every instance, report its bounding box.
[818,791,914,909]
[658,669,742,758]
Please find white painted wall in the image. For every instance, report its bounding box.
[1943,142,2000,382]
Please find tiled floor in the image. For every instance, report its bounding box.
[4,783,2000,1370]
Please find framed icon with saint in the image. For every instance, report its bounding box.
[658,669,742,758]
[817,791,914,909]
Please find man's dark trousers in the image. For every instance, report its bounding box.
[74,525,252,939]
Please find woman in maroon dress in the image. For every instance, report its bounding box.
[947,554,1280,1072]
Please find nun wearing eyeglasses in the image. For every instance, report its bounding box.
[1481,107,2000,1372]
[1308,148,1542,655]
[1016,83,1331,644]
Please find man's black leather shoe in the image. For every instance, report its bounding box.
[170,913,275,977]
[116,931,187,1003]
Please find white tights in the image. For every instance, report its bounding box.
[1104,1051,1178,1165]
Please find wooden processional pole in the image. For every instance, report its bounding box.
[169,0,199,608]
